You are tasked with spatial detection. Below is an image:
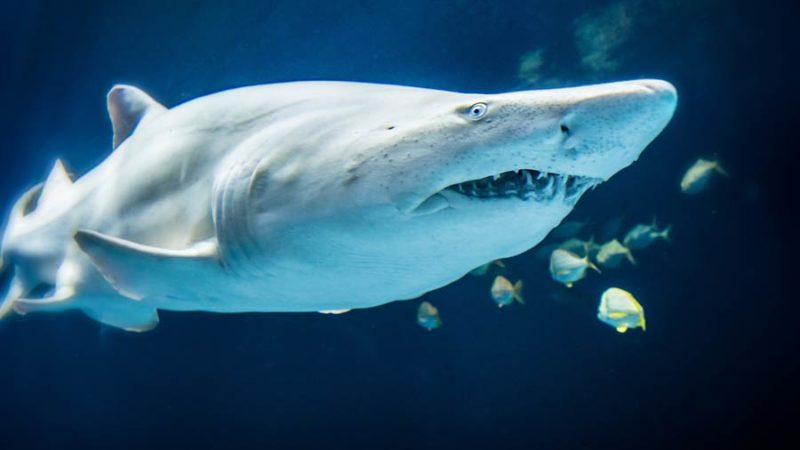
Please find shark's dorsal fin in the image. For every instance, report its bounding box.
[107,85,167,149]
[73,230,220,301]
[38,159,73,212]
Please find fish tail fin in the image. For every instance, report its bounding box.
[714,162,730,177]
[588,260,602,274]
[0,196,27,321]
[627,251,638,266]
[513,280,524,304]
[0,160,78,321]
[0,269,24,320]
[1,158,74,262]
[661,225,672,243]
[0,255,7,289]
[0,263,13,319]
[582,241,591,257]
[0,233,22,320]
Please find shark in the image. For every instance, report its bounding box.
[0,79,677,331]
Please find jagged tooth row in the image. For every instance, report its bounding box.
[448,169,595,201]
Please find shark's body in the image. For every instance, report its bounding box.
[0,80,677,331]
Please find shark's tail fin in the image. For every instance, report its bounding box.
[660,224,672,243]
[0,259,11,318]
[0,183,42,319]
[0,266,24,320]
[0,160,74,320]
[714,161,730,177]
[0,184,44,319]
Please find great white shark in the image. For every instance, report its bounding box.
[0,79,677,331]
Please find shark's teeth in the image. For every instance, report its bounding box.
[446,169,600,203]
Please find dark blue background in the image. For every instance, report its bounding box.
[0,1,796,449]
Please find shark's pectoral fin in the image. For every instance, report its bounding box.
[82,302,160,333]
[73,230,221,301]
[107,85,167,149]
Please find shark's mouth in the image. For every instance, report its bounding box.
[445,169,600,203]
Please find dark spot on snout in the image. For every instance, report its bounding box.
[386,125,395,130]
[560,124,570,136]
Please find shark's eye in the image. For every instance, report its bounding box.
[466,103,488,120]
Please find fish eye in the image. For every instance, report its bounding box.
[466,102,488,120]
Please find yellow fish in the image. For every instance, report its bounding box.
[597,287,646,333]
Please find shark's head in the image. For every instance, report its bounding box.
[382,79,677,211]
[222,80,676,305]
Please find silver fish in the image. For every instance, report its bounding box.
[417,301,442,331]
[490,276,524,307]
[549,248,600,288]
[596,239,636,268]
[623,219,671,250]
[680,158,729,194]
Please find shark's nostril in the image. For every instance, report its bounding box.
[560,124,570,135]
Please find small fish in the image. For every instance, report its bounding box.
[549,219,589,240]
[469,259,506,276]
[549,248,600,288]
[417,301,442,331]
[490,275,524,307]
[623,219,671,250]
[597,287,646,333]
[558,237,599,258]
[680,158,729,194]
[596,239,636,268]
[517,48,546,85]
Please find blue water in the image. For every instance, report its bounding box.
[0,1,795,449]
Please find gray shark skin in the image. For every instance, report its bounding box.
[0,79,677,331]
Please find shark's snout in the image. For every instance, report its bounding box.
[637,79,678,99]
[555,79,677,180]
[400,79,678,214]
